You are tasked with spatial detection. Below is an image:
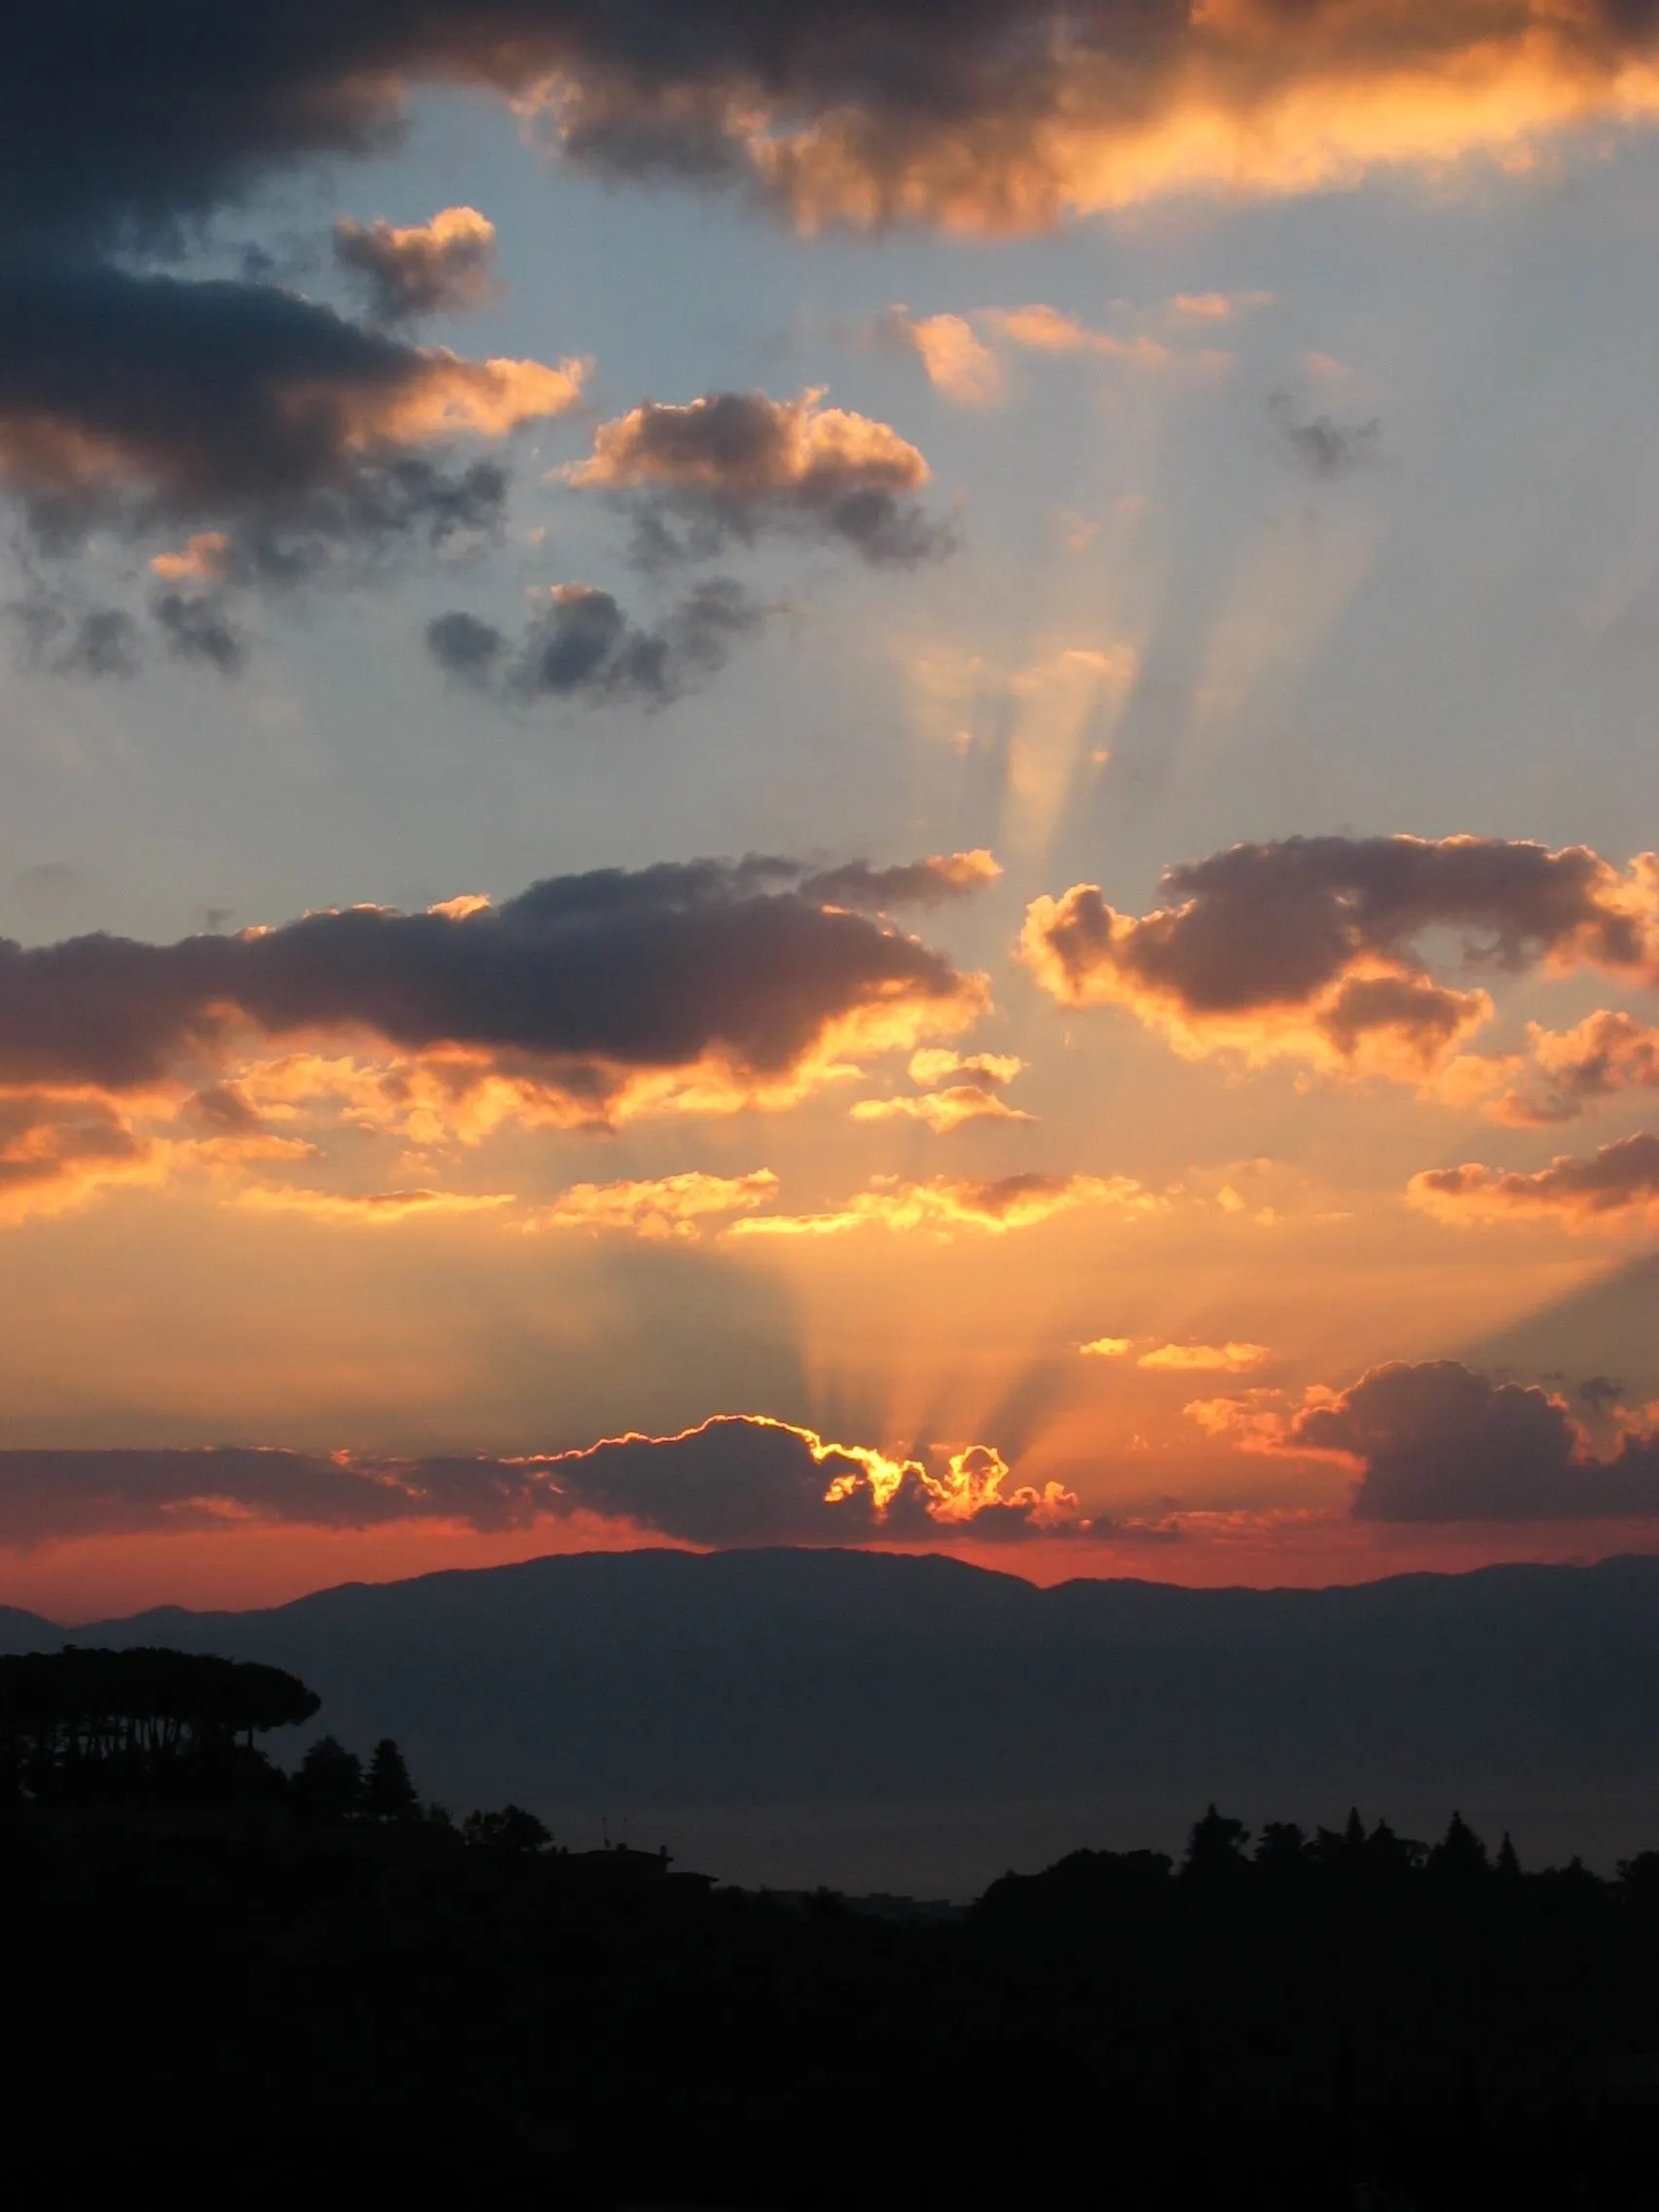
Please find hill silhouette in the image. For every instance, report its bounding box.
[14,1546,1659,1892]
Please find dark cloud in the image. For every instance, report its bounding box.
[427,579,769,702]
[571,390,955,568]
[1023,836,1655,1077]
[9,602,142,681]
[1580,1374,1625,1415]
[800,852,999,908]
[0,263,574,548]
[7,4,1659,262]
[1290,1359,1659,1521]
[332,206,499,322]
[151,591,247,678]
[0,857,982,1098]
[0,1415,1080,1549]
[1269,394,1381,479]
[1410,1132,1659,1229]
[425,609,508,684]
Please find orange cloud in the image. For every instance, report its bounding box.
[149,531,230,583]
[728,1169,1155,1240]
[1080,1336,1133,1359]
[345,350,585,445]
[234,1186,516,1226]
[1140,1342,1272,1373]
[1408,1132,1659,1232]
[851,1052,1031,1133]
[526,1168,779,1239]
[1475,1010,1659,1125]
[1023,835,1659,1089]
[882,310,1005,405]
[850,1085,1033,1133]
[982,304,1167,365]
[569,387,951,564]
[564,11,1659,234]
[333,205,500,320]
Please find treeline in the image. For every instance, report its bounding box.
[973,1799,1659,1911]
[10,1645,1659,2202]
[0,1646,551,1846]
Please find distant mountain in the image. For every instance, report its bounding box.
[8,1547,1659,1894]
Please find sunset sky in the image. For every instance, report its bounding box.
[12,1,1659,1615]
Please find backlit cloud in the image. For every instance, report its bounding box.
[333,205,500,322]
[728,1169,1153,1239]
[0,863,989,1186]
[0,1415,1085,1550]
[1023,835,1659,1088]
[879,311,1004,406]
[1408,1132,1659,1232]
[1193,1357,1659,1521]
[234,1185,516,1225]
[0,264,583,551]
[1139,1341,1271,1373]
[851,1045,1029,1132]
[527,1168,779,1238]
[570,388,954,566]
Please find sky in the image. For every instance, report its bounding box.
[12,2,1659,1615]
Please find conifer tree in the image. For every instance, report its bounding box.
[363,1737,420,1823]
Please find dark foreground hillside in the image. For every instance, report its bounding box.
[14,1545,1659,1888]
[9,1799,1659,2210]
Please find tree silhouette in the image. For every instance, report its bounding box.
[294,1735,363,1821]
[1182,1804,1251,1881]
[462,1805,554,1852]
[1428,1809,1491,1881]
[363,1737,420,1823]
[0,1646,317,1803]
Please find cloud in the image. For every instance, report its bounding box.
[801,851,1000,909]
[426,578,770,704]
[234,1185,516,1225]
[1022,835,1659,1087]
[728,1169,1154,1239]
[1079,1336,1132,1359]
[0,1415,1086,1550]
[1580,1374,1625,1415]
[850,1043,1030,1131]
[850,1086,1032,1133]
[1408,1132,1659,1232]
[1288,1360,1659,1522]
[0,860,988,1142]
[981,304,1167,365]
[1189,1357,1659,1521]
[333,205,500,322]
[151,591,247,678]
[527,1167,779,1238]
[879,298,1232,403]
[13,3,1659,263]
[0,1093,160,1222]
[1489,1011,1659,1125]
[1268,393,1381,479]
[569,388,954,567]
[879,310,1004,406]
[9,601,141,680]
[0,263,583,553]
[1139,1342,1271,1373]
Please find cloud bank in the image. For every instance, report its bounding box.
[1196,1358,1659,1522]
[0,1415,1084,1550]
[1024,835,1659,1091]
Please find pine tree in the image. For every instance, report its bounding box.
[362,1737,420,1823]
[293,1735,363,1821]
